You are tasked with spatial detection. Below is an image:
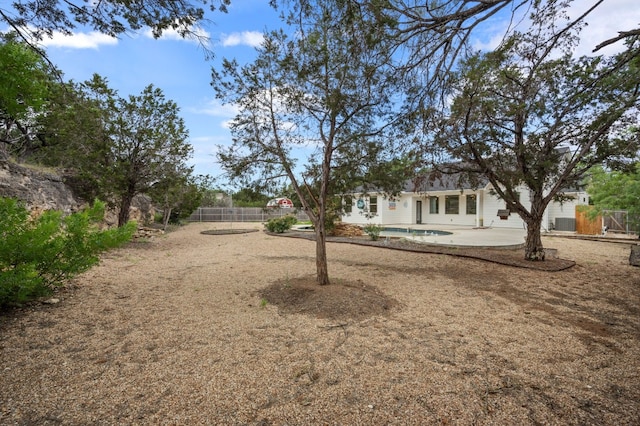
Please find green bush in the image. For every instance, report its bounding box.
[363,224,383,241]
[0,198,135,308]
[265,215,298,233]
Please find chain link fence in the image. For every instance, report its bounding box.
[187,207,309,223]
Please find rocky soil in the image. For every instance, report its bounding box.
[1,222,638,425]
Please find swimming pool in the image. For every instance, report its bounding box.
[380,227,452,237]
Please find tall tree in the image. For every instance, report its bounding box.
[109,83,193,226]
[40,75,194,227]
[212,0,402,285]
[0,35,57,159]
[431,4,640,260]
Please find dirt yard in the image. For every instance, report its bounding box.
[1,222,638,425]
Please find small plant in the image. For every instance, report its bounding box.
[363,224,383,241]
[260,298,268,308]
[265,215,298,233]
[0,198,135,308]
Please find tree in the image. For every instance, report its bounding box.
[359,0,639,92]
[108,82,193,226]
[0,35,57,159]
[1,1,230,55]
[39,74,194,227]
[149,173,211,228]
[431,4,640,260]
[212,0,402,285]
[587,163,640,235]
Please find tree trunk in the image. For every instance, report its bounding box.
[118,192,134,227]
[524,218,545,261]
[314,219,330,285]
[162,207,172,231]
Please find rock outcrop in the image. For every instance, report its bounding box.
[0,160,154,225]
[0,160,82,214]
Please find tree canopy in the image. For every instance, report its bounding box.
[0,36,57,159]
[1,0,230,54]
[427,3,640,260]
[212,0,406,284]
[36,74,195,227]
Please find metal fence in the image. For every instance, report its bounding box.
[187,207,309,222]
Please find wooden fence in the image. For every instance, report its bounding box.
[187,207,309,223]
[575,206,632,235]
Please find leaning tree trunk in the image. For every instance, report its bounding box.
[524,218,545,261]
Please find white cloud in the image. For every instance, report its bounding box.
[220,31,264,48]
[191,99,239,119]
[472,0,638,57]
[142,24,211,45]
[38,30,118,49]
[569,0,639,56]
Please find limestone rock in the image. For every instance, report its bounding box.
[0,160,82,214]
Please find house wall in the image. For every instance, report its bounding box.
[341,187,589,230]
[421,191,478,226]
[546,192,589,230]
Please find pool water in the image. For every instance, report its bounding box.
[380,227,452,237]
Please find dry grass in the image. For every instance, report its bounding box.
[0,222,638,425]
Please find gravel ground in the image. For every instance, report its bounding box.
[1,222,638,425]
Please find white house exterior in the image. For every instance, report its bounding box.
[341,176,589,231]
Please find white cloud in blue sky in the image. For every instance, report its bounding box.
[220,31,264,48]
[471,0,639,56]
[142,24,211,45]
[4,1,638,179]
[37,29,118,49]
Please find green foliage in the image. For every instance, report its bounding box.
[363,224,383,241]
[38,74,195,227]
[265,215,298,233]
[0,36,57,158]
[587,164,640,233]
[4,1,229,56]
[0,198,135,308]
[431,4,640,260]
[212,0,404,285]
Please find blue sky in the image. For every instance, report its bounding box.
[3,1,639,181]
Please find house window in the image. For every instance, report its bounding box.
[445,195,459,214]
[369,196,378,214]
[466,194,477,215]
[429,196,439,214]
[344,196,352,213]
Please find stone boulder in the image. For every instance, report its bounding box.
[0,160,82,214]
[0,160,155,226]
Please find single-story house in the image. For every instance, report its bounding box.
[341,173,589,231]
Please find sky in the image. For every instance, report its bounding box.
[3,0,639,182]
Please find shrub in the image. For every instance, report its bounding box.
[363,224,383,241]
[0,198,135,308]
[265,215,298,233]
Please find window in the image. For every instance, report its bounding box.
[466,194,477,215]
[369,196,378,214]
[445,195,459,214]
[429,196,439,214]
[344,196,352,213]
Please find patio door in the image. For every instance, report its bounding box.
[416,200,422,224]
